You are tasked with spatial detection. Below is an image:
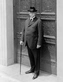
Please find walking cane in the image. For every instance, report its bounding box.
[19,0,23,74]
[20,43,22,75]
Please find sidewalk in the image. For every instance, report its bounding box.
[0,64,57,82]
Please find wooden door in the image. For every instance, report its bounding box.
[13,0,56,74]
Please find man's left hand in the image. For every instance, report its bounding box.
[37,45,41,48]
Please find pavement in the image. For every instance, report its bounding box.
[0,64,57,82]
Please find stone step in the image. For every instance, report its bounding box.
[0,64,57,82]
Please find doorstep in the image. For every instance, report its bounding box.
[0,64,57,82]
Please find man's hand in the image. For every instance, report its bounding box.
[37,45,41,48]
[20,41,24,45]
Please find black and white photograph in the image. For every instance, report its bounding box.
[0,0,62,82]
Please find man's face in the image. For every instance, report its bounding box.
[29,12,36,18]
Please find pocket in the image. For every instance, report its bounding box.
[30,38,37,49]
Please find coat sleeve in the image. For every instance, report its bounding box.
[37,18,42,46]
[20,18,29,42]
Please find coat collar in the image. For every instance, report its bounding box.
[30,16,35,21]
[28,17,37,27]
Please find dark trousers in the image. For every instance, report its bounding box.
[26,42,40,72]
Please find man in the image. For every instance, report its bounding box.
[20,7,43,79]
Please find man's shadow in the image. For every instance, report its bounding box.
[40,36,52,76]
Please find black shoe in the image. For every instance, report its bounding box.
[33,71,39,79]
[25,68,34,74]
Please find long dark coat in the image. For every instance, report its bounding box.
[21,17,43,49]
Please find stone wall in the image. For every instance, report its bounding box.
[0,0,14,65]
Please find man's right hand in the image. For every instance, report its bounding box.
[20,41,24,45]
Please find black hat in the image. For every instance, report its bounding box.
[28,7,37,12]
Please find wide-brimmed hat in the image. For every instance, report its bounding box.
[28,7,37,12]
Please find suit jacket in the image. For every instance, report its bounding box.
[21,17,43,49]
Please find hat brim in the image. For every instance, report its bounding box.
[28,10,37,12]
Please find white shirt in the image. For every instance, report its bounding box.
[30,16,35,21]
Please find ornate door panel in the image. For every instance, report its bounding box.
[13,0,56,74]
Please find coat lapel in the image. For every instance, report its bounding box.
[28,20,34,27]
[28,17,37,27]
